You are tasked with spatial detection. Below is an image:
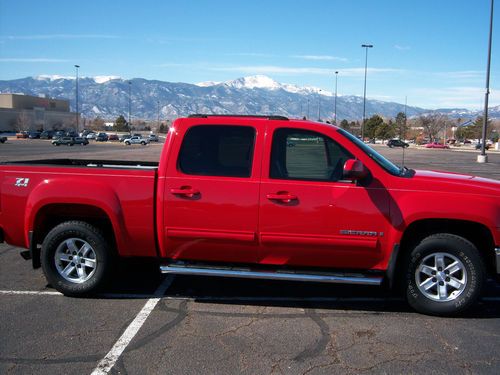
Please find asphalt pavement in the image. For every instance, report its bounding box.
[1,139,499,374]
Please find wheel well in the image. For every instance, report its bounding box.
[32,204,117,256]
[396,219,496,281]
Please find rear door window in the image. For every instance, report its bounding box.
[178,125,256,177]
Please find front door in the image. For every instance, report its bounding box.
[258,125,390,270]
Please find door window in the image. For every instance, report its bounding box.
[270,128,353,181]
[178,125,255,177]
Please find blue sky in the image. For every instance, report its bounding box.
[0,0,498,109]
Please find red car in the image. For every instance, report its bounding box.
[425,142,449,149]
[0,115,499,316]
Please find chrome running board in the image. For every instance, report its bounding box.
[160,264,383,286]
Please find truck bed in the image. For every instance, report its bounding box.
[0,159,159,258]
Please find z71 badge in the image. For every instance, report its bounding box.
[14,178,30,187]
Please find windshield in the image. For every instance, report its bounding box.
[337,128,402,176]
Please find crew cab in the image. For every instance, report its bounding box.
[0,115,499,316]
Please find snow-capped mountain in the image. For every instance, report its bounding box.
[0,75,495,121]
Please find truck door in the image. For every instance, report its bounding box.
[162,123,262,263]
[258,125,390,270]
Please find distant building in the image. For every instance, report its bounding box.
[0,93,79,132]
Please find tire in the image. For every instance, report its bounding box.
[41,221,112,296]
[141,141,146,145]
[405,233,485,316]
[125,142,130,145]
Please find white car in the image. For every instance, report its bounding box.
[123,136,150,145]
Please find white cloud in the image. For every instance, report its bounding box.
[394,45,411,51]
[410,86,498,109]
[2,34,119,40]
[292,55,348,62]
[0,58,69,63]
[209,65,403,77]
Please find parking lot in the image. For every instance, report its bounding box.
[1,139,500,374]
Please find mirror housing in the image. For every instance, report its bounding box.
[343,159,369,181]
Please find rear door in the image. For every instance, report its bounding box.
[162,122,263,263]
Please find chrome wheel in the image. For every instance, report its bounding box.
[54,238,97,283]
[415,252,467,302]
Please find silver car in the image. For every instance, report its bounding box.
[123,136,150,145]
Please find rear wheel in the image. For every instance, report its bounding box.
[125,141,131,145]
[405,233,485,316]
[41,221,112,296]
[141,141,146,145]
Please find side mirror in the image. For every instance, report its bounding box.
[343,159,369,181]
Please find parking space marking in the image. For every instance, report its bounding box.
[0,290,62,296]
[90,276,174,375]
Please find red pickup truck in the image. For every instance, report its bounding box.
[1,115,499,315]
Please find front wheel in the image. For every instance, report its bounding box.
[125,142,130,145]
[405,233,485,316]
[41,221,112,296]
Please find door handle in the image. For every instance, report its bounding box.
[170,186,200,198]
[266,192,297,203]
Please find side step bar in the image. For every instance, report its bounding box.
[160,265,383,286]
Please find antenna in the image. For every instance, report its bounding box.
[402,96,407,168]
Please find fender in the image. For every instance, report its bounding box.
[24,177,129,254]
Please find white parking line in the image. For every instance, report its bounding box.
[90,276,174,375]
[0,290,62,296]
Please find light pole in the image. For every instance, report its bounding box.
[157,100,160,131]
[128,81,132,134]
[74,65,80,131]
[317,90,322,121]
[361,44,373,140]
[478,0,494,163]
[334,71,338,124]
[307,98,310,119]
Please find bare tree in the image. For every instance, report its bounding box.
[417,114,448,141]
[16,111,32,132]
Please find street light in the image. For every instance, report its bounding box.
[157,100,161,131]
[74,65,80,131]
[361,44,373,140]
[317,90,322,121]
[478,0,494,164]
[334,71,338,124]
[128,81,132,134]
[307,98,310,119]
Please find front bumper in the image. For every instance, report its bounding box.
[496,247,500,274]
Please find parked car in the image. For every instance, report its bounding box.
[108,134,119,141]
[123,136,150,145]
[119,134,130,142]
[425,142,449,149]
[475,143,491,150]
[16,131,29,139]
[0,136,7,143]
[387,139,409,148]
[86,132,97,140]
[148,134,160,142]
[54,131,65,139]
[73,137,89,146]
[40,131,54,139]
[52,137,76,146]
[95,133,109,142]
[28,132,41,139]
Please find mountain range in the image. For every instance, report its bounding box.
[0,75,498,121]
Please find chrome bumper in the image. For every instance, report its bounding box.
[496,247,500,274]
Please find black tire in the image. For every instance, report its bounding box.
[405,233,485,316]
[141,141,146,145]
[125,142,130,145]
[41,221,112,296]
